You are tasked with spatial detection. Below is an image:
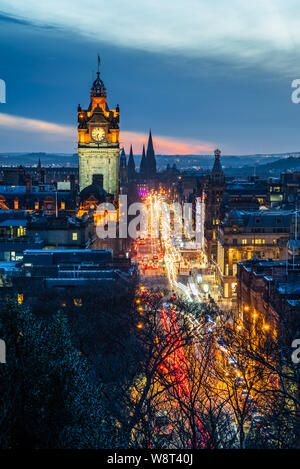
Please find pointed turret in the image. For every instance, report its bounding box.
[119,148,128,187]
[128,144,136,181]
[211,149,225,183]
[146,130,156,177]
[212,149,222,173]
[140,145,148,177]
[119,148,127,169]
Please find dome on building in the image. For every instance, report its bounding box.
[79,183,108,203]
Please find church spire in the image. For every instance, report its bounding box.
[140,144,147,177]
[146,130,156,177]
[119,148,127,169]
[128,144,136,181]
[119,148,128,187]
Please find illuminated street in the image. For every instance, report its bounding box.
[134,192,208,302]
[132,192,215,448]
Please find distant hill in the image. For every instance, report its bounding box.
[0,152,78,167]
[0,151,299,176]
[224,155,300,178]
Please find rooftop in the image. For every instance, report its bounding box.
[224,209,294,228]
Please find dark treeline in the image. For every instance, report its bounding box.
[1,287,300,448]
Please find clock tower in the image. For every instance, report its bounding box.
[78,58,120,199]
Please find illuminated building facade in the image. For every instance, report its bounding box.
[78,59,120,199]
[237,258,300,344]
[203,149,226,262]
[216,209,294,299]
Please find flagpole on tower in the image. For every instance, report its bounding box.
[97,54,100,75]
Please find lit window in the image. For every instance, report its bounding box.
[17,227,24,237]
[73,298,82,307]
[242,239,247,244]
[17,293,23,304]
[72,232,78,240]
[61,201,65,210]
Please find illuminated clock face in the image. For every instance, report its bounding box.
[92,127,105,142]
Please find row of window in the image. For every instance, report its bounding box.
[255,217,283,224]
[251,227,287,233]
[0,226,26,238]
[13,200,66,210]
[235,238,278,245]
[224,250,279,276]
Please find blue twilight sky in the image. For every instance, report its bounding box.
[0,0,300,155]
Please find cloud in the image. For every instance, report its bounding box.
[0,0,300,73]
[0,113,214,154]
[0,112,74,137]
[120,131,213,155]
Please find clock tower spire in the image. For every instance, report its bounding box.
[78,57,120,199]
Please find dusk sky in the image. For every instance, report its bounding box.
[1,1,300,155]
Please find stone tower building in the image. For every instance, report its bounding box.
[78,58,120,200]
[204,149,226,262]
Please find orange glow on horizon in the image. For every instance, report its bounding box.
[0,113,215,155]
[120,130,214,155]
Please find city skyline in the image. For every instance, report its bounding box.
[0,2,300,452]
